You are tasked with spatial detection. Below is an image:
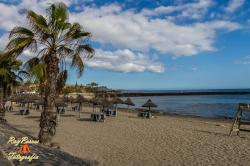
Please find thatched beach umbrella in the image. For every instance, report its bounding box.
[72,95,88,117]
[19,98,32,110]
[29,95,41,108]
[112,97,124,111]
[142,99,157,112]
[68,96,74,103]
[98,97,113,108]
[89,98,100,112]
[29,95,40,101]
[63,96,73,104]
[112,97,123,104]
[11,95,22,103]
[33,99,45,110]
[64,96,75,111]
[55,100,68,107]
[124,97,135,109]
[75,95,88,104]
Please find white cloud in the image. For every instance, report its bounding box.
[71,4,241,57]
[191,67,198,71]
[141,0,213,20]
[235,56,250,65]
[225,0,245,13]
[86,49,165,73]
[0,33,8,50]
[0,0,243,73]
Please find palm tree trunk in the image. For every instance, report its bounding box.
[3,84,7,99]
[38,53,58,144]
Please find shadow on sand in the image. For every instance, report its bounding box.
[25,116,41,119]
[77,118,92,122]
[60,114,76,117]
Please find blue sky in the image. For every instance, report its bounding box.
[0,0,250,90]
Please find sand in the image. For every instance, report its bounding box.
[4,105,250,166]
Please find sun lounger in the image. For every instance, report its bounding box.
[103,109,117,117]
[20,109,29,115]
[138,112,152,119]
[20,109,24,115]
[56,107,65,114]
[72,105,80,112]
[91,113,105,122]
[111,110,117,116]
[24,109,30,115]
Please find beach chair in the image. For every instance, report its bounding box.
[91,113,105,122]
[112,110,117,117]
[146,112,152,119]
[24,109,30,115]
[106,109,111,116]
[100,114,105,122]
[20,109,24,115]
[57,107,65,114]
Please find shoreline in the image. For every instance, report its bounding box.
[118,107,235,121]
[118,92,250,97]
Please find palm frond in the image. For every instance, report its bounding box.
[30,63,45,81]
[7,37,37,54]
[71,53,84,77]
[77,44,95,58]
[9,26,34,40]
[27,10,49,33]
[57,45,74,57]
[24,57,40,69]
[48,2,68,25]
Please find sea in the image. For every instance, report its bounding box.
[119,89,250,119]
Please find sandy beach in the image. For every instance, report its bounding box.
[3,105,250,166]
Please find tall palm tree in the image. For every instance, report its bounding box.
[0,52,25,99]
[6,2,94,144]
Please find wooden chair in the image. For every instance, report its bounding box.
[229,103,250,136]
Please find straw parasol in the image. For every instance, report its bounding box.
[142,99,157,112]
[112,97,124,104]
[69,96,74,103]
[89,98,100,112]
[63,96,74,104]
[72,95,88,117]
[19,96,33,109]
[73,95,88,104]
[33,99,45,107]
[98,97,113,108]
[124,97,135,109]
[112,97,124,111]
[55,99,68,107]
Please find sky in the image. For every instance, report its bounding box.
[0,0,250,90]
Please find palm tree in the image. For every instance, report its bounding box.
[0,52,26,99]
[6,2,94,144]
